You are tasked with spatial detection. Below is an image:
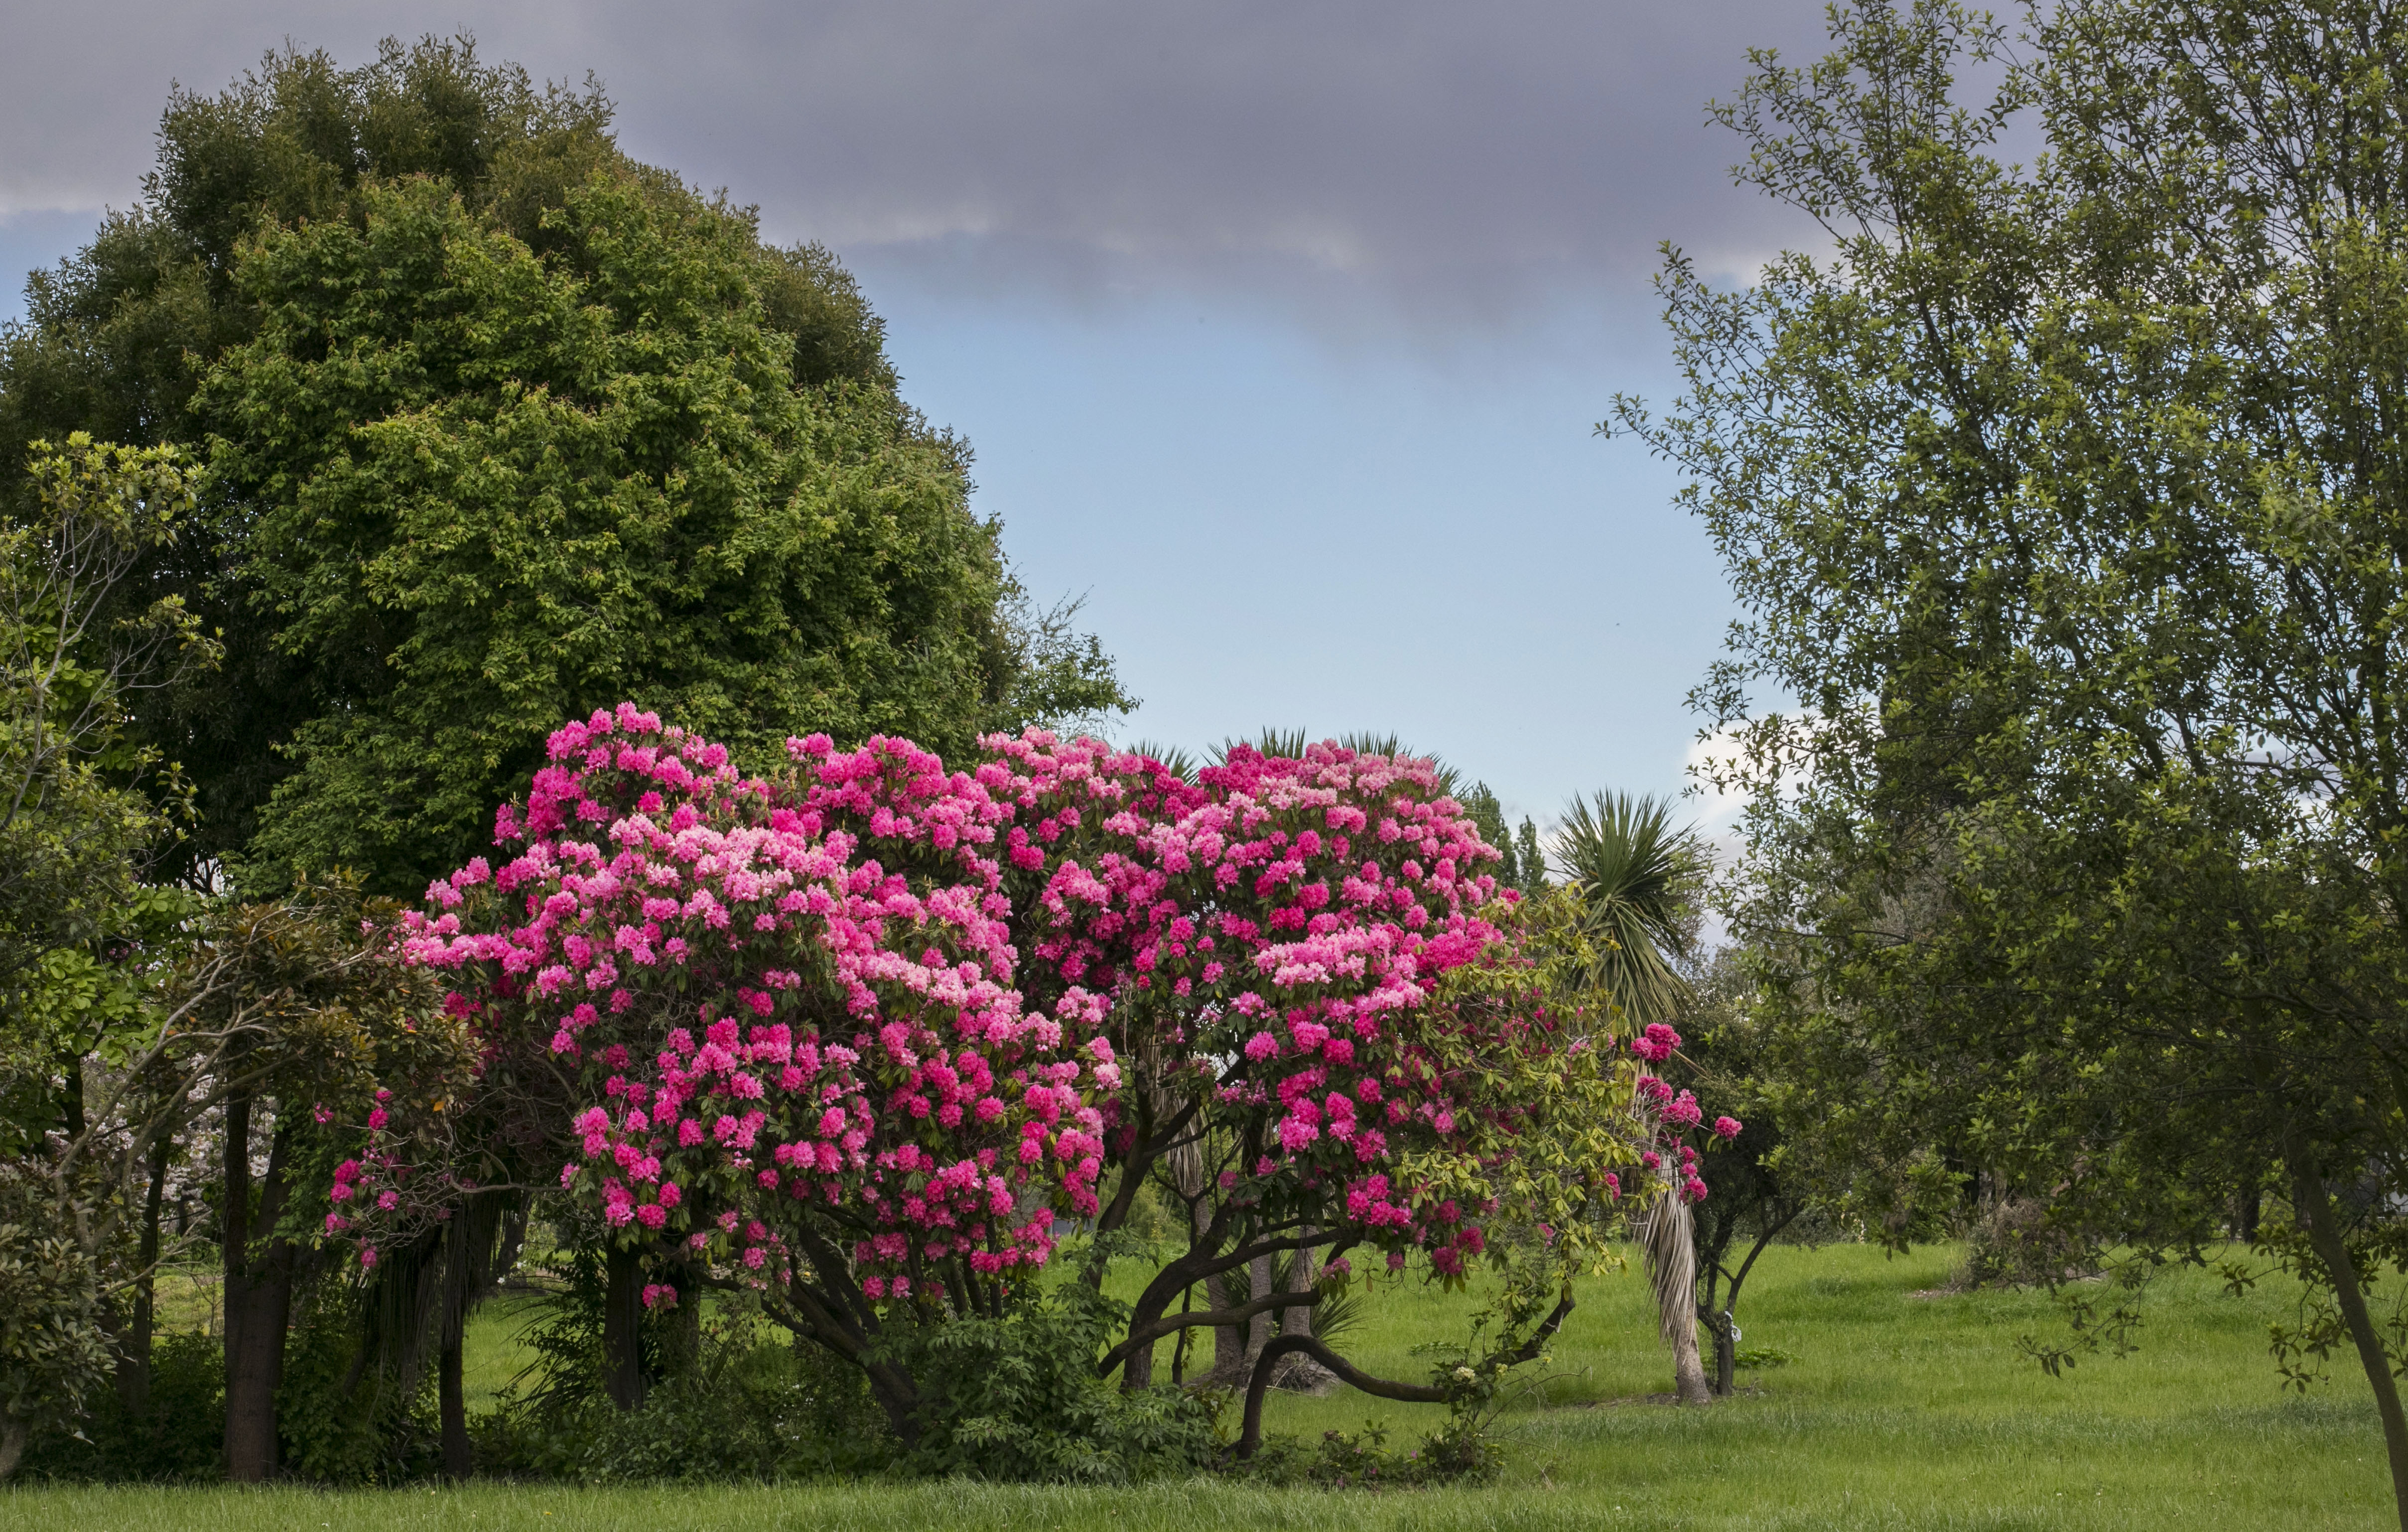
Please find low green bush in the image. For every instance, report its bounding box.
[476,1316,886,1484]
[16,1329,223,1482]
[275,1288,439,1485]
[880,1278,1217,1484]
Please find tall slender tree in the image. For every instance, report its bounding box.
[1551,789,1714,1403]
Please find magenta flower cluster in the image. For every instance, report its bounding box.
[1626,1022,1742,1203]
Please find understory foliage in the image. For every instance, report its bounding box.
[14,1331,221,1483]
[874,1270,1217,1482]
[0,1193,110,1478]
[0,435,218,1477]
[478,1277,887,1484]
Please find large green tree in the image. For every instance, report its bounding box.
[1612,1,2408,1519]
[0,35,1124,895]
[194,171,1013,887]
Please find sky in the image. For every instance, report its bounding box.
[0,0,1841,834]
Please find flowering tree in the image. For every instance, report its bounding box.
[992,733,1615,1395]
[339,704,1738,1451]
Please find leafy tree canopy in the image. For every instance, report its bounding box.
[0,34,1126,895]
[1611,0,2408,1516]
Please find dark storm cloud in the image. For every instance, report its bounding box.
[0,0,1838,312]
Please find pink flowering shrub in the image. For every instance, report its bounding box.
[335,704,1728,1444]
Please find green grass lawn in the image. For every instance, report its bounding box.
[5,1241,2392,1530]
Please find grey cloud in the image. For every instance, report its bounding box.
[0,0,1839,315]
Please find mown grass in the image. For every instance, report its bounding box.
[5,1241,2391,1530]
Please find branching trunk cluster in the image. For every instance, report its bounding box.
[726,1066,1472,1451]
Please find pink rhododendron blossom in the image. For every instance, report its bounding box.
[1631,1022,1682,1062]
[339,703,1723,1387]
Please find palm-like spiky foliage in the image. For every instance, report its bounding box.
[1208,728,1308,769]
[1124,740,1199,782]
[1552,791,1708,1027]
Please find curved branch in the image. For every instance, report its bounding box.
[1492,1291,1578,1369]
[1129,1225,1322,1322]
[1230,1291,1577,1458]
[1234,1336,1444,1457]
[1095,1286,1319,1378]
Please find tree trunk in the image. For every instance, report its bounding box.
[0,1415,25,1481]
[602,1243,646,1411]
[1246,1253,1274,1367]
[491,1202,529,1289]
[58,1047,84,1140]
[1200,1265,1243,1381]
[1669,1310,1711,1404]
[1169,1280,1196,1385]
[1274,1233,1335,1392]
[438,1331,470,1477]
[1189,1266,1239,1379]
[223,1239,296,1479]
[1707,1206,1796,1399]
[1168,1142,1248,1385]
[222,1100,295,1481]
[2285,1130,2408,1532]
[1284,1234,1317,1340]
[116,1134,170,1415]
[1643,1192,1712,1405]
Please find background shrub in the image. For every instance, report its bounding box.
[18,1330,223,1482]
[274,1288,438,1485]
[1957,1199,2092,1290]
[478,1306,887,1483]
[884,1279,1218,1484]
